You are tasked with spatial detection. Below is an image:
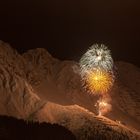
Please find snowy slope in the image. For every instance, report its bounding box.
[107,62,140,131]
[35,102,140,140]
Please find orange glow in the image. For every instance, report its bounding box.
[85,70,113,94]
[98,99,111,116]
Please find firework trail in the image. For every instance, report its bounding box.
[97,98,112,116]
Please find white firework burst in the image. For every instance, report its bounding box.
[80,44,114,76]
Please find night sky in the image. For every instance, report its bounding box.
[0,0,140,66]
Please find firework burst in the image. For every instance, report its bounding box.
[80,44,114,77]
[84,69,114,94]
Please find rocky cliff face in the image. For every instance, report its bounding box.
[0,41,45,119]
[23,47,99,113]
[0,40,139,139]
[109,62,140,130]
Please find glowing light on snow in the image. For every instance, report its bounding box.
[98,99,112,116]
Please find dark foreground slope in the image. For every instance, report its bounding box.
[0,115,76,140]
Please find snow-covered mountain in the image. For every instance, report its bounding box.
[108,62,140,131]
[0,40,139,139]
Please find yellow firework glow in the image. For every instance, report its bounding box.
[85,70,113,94]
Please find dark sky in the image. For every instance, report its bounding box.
[0,0,140,66]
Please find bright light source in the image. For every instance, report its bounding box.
[97,55,102,61]
[85,70,113,94]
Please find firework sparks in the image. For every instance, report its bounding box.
[84,69,114,94]
[80,44,114,77]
